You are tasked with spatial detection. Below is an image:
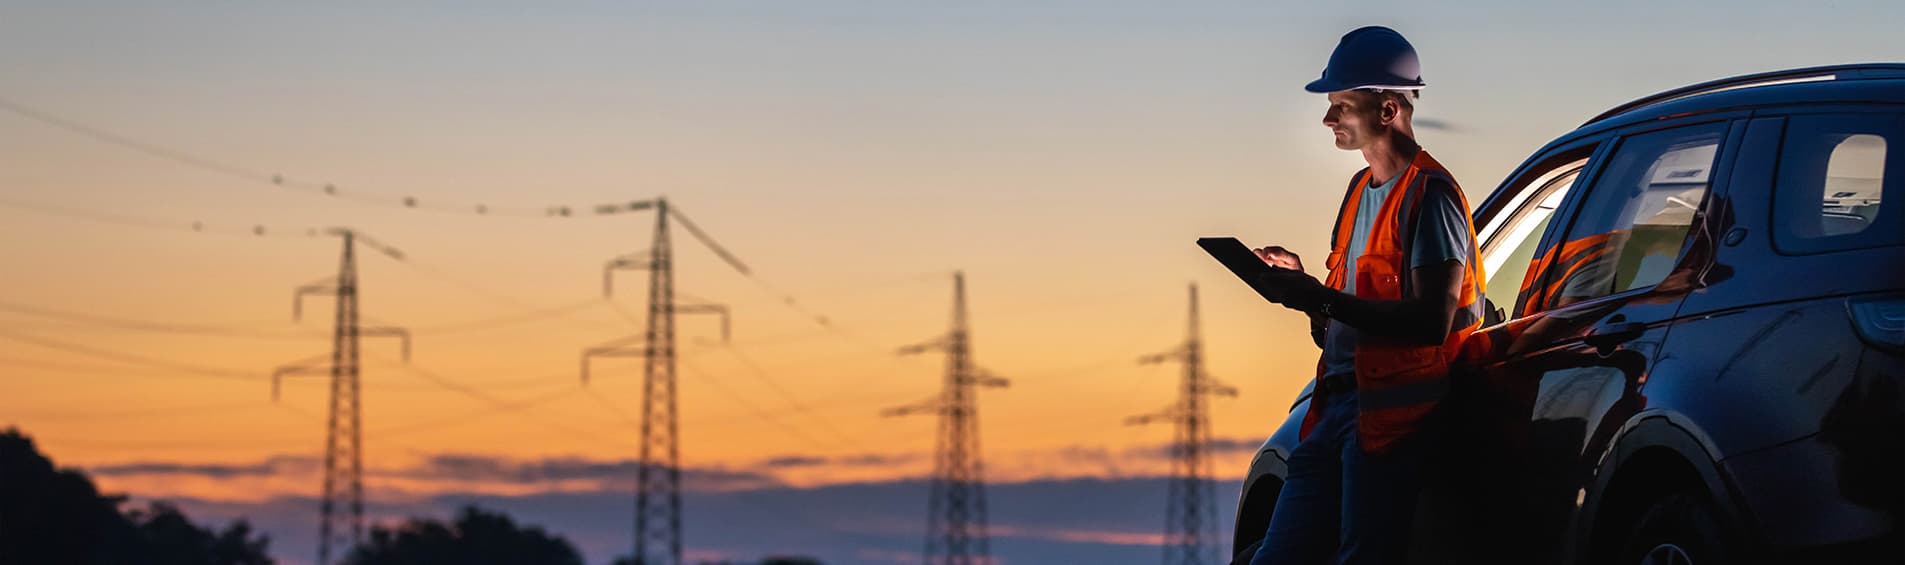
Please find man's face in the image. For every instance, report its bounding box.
[1322,90,1388,151]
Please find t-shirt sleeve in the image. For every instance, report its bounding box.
[1409,180,1473,270]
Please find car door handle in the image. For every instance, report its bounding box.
[1584,321,1647,352]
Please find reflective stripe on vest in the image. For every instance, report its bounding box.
[1300,150,1486,454]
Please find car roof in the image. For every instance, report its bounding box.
[1472,64,1905,228]
[1575,63,1905,137]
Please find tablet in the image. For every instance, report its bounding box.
[1197,237,1284,303]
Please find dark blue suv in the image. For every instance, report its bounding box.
[1231,64,1905,565]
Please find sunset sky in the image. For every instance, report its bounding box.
[5,1,1904,563]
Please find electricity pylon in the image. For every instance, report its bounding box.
[580,198,741,565]
[1127,283,1235,565]
[882,271,1007,565]
[269,228,409,565]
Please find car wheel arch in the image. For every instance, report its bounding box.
[1571,411,1754,565]
[1231,449,1289,561]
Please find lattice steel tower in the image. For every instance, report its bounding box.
[883,271,1008,565]
[1128,284,1236,565]
[270,229,408,565]
[582,198,739,565]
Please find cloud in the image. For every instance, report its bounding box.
[1044,445,1124,477]
[855,548,924,565]
[991,525,1169,546]
[1118,436,1263,460]
[82,438,1254,504]
[756,455,828,468]
[1414,117,1459,131]
[88,455,319,479]
[754,452,923,469]
[88,453,782,494]
[380,453,782,492]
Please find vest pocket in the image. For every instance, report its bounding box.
[1354,253,1406,301]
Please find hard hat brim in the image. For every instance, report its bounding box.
[1305,77,1426,93]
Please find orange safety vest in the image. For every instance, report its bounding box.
[1300,150,1486,454]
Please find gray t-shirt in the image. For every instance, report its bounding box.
[1319,172,1472,379]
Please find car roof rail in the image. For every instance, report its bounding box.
[1583,63,1905,127]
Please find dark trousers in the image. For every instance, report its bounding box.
[1249,390,1437,565]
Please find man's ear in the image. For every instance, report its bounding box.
[1380,97,1403,127]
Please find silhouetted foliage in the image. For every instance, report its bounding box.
[0,427,275,564]
[341,505,583,565]
[128,502,274,565]
[612,556,825,565]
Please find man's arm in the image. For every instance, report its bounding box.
[1298,259,1464,346]
[1309,312,1328,348]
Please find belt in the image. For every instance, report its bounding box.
[1318,372,1357,395]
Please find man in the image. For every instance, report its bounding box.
[1246,26,1487,565]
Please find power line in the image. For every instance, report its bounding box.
[0,96,654,218]
[280,362,644,452]
[679,354,923,429]
[366,367,586,392]
[24,434,311,451]
[1,93,928,356]
[0,330,264,381]
[581,385,643,431]
[676,357,840,451]
[716,343,868,450]
[607,277,909,452]
[0,355,571,397]
[0,294,611,344]
[4,401,273,422]
[388,257,626,334]
[370,387,585,440]
[0,197,638,339]
[0,187,880,350]
[3,185,890,359]
[0,300,323,339]
[375,298,612,336]
[0,195,327,238]
[367,354,641,451]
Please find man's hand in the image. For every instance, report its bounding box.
[1254,246,1305,272]
[1255,267,1330,313]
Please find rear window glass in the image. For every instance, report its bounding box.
[1773,113,1905,254]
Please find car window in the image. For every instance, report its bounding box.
[1532,124,1725,310]
[1773,113,1903,254]
[1478,160,1585,321]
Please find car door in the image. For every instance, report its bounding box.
[1660,109,1905,553]
[1406,135,1603,563]
[1452,118,1741,563]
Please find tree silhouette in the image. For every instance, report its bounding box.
[128,502,274,565]
[341,505,583,565]
[0,427,275,564]
[611,555,826,565]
